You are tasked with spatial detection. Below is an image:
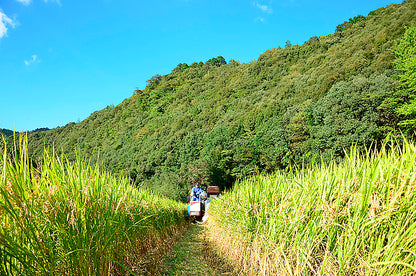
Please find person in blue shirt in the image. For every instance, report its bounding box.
[190,182,204,201]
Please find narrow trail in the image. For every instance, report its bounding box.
[158,223,236,276]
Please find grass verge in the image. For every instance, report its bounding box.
[161,223,235,276]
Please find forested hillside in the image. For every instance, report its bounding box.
[0,129,14,137]
[24,0,416,200]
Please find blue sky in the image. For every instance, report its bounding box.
[0,0,402,131]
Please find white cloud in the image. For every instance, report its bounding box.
[15,0,32,5]
[24,55,40,66]
[0,10,16,39]
[256,2,273,14]
[44,0,62,6]
[255,17,265,23]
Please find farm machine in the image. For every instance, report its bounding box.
[188,186,221,222]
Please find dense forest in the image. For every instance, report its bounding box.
[0,128,49,137]
[0,129,14,137]
[11,0,416,201]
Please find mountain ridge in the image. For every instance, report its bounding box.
[0,129,14,137]
[24,0,416,200]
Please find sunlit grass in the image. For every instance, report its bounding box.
[0,136,187,275]
[207,139,416,275]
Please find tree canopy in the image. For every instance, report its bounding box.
[394,25,416,131]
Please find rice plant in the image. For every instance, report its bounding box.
[207,139,416,275]
[0,136,187,275]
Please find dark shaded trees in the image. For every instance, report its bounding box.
[206,56,227,67]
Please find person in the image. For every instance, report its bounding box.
[190,182,204,201]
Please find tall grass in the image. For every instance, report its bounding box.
[0,136,187,275]
[207,140,416,275]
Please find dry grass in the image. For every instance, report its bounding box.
[206,140,416,275]
[0,136,187,275]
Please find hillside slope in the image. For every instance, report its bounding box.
[0,129,14,137]
[26,0,416,200]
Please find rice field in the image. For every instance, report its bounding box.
[206,139,416,275]
[0,137,187,275]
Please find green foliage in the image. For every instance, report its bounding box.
[311,74,394,159]
[146,74,162,89]
[394,25,416,130]
[205,56,227,67]
[172,63,189,73]
[349,14,365,24]
[336,14,366,33]
[0,128,13,137]
[23,0,416,201]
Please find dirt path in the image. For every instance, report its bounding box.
[158,223,235,276]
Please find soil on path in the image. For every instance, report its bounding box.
[158,223,236,276]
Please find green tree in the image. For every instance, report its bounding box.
[206,56,227,67]
[311,75,393,158]
[146,74,162,89]
[394,25,416,130]
[172,63,189,73]
[349,15,365,24]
